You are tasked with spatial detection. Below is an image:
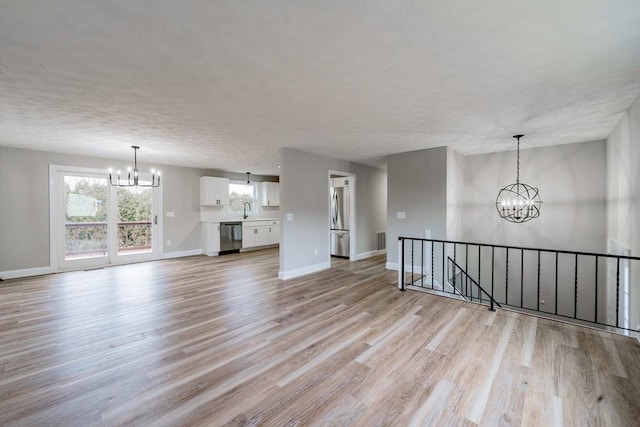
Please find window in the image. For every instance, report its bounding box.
[229,182,256,213]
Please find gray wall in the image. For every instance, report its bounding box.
[0,146,205,273]
[446,147,466,241]
[607,94,640,330]
[386,147,448,267]
[279,148,387,277]
[462,140,607,252]
[460,140,607,321]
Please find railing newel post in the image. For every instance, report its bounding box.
[398,237,405,291]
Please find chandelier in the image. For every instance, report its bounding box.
[496,135,541,223]
[108,146,160,187]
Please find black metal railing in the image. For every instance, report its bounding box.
[447,257,501,311]
[398,237,640,334]
[65,221,152,257]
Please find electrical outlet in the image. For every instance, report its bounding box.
[314,248,318,255]
[166,240,171,246]
[540,300,545,305]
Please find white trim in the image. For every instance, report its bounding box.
[354,249,386,260]
[162,249,203,259]
[1,266,54,280]
[278,261,330,280]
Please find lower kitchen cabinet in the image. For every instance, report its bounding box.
[267,224,279,245]
[242,220,279,249]
[202,222,220,256]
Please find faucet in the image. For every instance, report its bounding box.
[243,201,252,219]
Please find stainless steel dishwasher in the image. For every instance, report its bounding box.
[219,222,243,254]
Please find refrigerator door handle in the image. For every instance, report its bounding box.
[332,191,338,228]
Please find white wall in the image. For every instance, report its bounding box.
[607,94,640,330]
[279,148,387,279]
[199,171,279,223]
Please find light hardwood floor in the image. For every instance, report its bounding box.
[1,249,639,426]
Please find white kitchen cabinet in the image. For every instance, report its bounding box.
[260,182,280,207]
[242,225,255,248]
[267,224,280,245]
[201,222,220,256]
[200,176,229,206]
[242,220,278,249]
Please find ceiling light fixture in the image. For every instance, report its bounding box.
[246,172,251,186]
[496,135,541,223]
[108,146,160,187]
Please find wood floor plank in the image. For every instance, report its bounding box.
[1,248,639,426]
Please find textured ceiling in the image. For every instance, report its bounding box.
[1,1,639,175]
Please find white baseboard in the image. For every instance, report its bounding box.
[279,261,330,281]
[0,266,53,280]
[162,249,203,259]
[386,262,428,271]
[354,249,386,260]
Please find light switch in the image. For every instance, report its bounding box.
[286,213,293,221]
[396,212,406,219]
[166,211,175,217]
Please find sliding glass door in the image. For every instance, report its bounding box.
[52,166,161,271]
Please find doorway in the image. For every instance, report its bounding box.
[50,165,162,272]
[329,171,355,263]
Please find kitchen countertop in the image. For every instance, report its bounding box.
[201,218,279,223]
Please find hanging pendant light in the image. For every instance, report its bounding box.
[108,146,160,187]
[245,172,251,186]
[496,135,541,223]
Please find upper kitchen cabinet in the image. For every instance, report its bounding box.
[260,182,280,207]
[200,176,230,206]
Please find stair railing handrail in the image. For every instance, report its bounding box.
[399,236,640,261]
[448,256,501,311]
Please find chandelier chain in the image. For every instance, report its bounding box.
[516,135,520,186]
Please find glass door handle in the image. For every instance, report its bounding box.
[154,215,158,225]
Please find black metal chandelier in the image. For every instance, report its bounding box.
[496,135,541,223]
[108,146,160,187]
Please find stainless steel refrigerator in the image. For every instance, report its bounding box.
[330,178,351,257]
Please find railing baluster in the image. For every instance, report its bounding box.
[465,244,469,299]
[421,240,425,288]
[594,256,598,323]
[555,252,558,315]
[491,246,495,301]
[537,250,541,312]
[574,253,578,320]
[478,245,482,303]
[431,240,434,289]
[520,248,524,309]
[411,240,414,286]
[505,248,509,306]
[616,257,620,328]
[399,238,405,291]
[442,242,445,291]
